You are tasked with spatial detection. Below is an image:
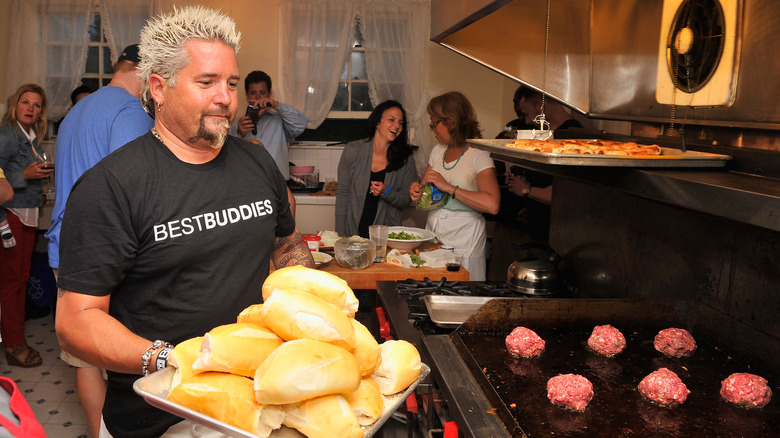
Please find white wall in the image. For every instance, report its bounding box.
[0,0,517,145]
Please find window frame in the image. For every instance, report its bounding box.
[81,6,113,90]
[327,19,372,120]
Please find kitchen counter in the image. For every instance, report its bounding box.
[292,192,335,205]
[318,260,469,290]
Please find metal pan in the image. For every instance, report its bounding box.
[424,295,530,328]
[134,364,431,438]
[467,139,732,167]
[424,296,494,328]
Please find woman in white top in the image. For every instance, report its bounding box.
[409,91,500,280]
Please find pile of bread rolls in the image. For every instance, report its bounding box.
[165,266,422,438]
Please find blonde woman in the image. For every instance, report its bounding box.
[0,83,53,367]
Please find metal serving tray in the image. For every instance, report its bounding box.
[467,139,732,167]
[424,295,518,329]
[134,364,430,438]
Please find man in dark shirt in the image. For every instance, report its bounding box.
[55,6,313,436]
[487,85,584,280]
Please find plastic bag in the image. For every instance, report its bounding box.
[416,183,449,211]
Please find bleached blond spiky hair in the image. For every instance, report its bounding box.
[138,6,241,111]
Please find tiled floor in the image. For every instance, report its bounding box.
[1,314,91,438]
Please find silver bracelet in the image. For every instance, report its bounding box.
[141,340,172,376]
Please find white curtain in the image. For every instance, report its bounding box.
[358,0,431,175]
[101,0,169,64]
[5,0,169,121]
[277,0,358,128]
[6,0,95,121]
[278,0,431,174]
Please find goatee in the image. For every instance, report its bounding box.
[189,114,230,149]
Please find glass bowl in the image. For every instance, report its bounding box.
[334,237,376,270]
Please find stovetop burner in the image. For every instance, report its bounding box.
[396,278,517,298]
[395,278,536,335]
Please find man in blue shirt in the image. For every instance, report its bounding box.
[229,70,307,180]
[44,43,153,438]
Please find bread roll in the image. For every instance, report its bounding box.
[167,371,283,437]
[344,377,384,426]
[372,340,422,395]
[260,288,358,352]
[350,319,381,376]
[237,303,266,328]
[283,394,364,438]
[263,265,359,316]
[268,426,307,437]
[193,323,283,377]
[168,336,203,388]
[254,339,360,404]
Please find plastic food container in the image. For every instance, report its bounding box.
[303,234,321,252]
[289,165,315,177]
[334,237,376,270]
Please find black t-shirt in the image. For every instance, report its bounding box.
[58,133,295,437]
[358,168,386,237]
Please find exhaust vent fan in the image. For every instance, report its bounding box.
[655,0,741,107]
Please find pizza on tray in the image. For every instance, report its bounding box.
[505,139,662,156]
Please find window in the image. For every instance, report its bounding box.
[329,19,373,118]
[81,11,114,91]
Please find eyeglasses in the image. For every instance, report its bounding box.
[429,119,444,129]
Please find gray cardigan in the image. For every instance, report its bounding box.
[335,138,418,236]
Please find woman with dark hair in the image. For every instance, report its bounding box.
[409,91,500,280]
[336,100,417,237]
[0,83,53,367]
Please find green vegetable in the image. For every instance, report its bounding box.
[388,231,422,240]
[409,254,426,267]
[417,183,449,211]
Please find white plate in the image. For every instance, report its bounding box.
[386,226,436,251]
[311,251,333,266]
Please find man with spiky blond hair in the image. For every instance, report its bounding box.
[56,6,312,436]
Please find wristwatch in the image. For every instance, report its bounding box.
[522,185,531,197]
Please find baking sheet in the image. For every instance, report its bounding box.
[467,139,732,167]
[134,364,430,438]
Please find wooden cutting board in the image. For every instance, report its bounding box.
[318,260,469,290]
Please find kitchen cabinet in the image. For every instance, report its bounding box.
[293,194,335,234]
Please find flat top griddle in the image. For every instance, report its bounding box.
[450,299,778,437]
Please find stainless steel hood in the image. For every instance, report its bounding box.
[431,0,780,130]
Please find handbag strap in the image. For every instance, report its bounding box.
[0,377,46,438]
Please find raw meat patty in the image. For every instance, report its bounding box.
[505,326,545,357]
[654,328,697,358]
[720,373,772,409]
[547,374,594,412]
[638,367,690,406]
[587,324,626,356]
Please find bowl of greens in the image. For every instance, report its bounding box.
[386,226,436,251]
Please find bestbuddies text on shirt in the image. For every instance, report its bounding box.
[153,199,274,241]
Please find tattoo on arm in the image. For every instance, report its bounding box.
[273,232,315,268]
